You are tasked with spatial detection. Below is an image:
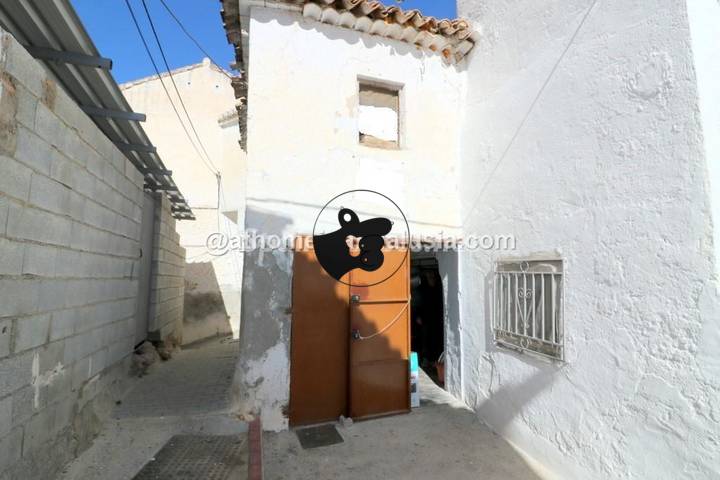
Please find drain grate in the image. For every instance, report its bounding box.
[132,435,247,479]
[295,424,344,449]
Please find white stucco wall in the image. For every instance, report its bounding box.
[122,61,246,344]
[237,6,465,430]
[457,0,720,478]
[245,7,464,238]
[688,0,720,287]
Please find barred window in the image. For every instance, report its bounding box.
[493,259,564,361]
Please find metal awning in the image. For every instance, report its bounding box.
[0,0,194,220]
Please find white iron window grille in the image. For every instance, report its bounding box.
[493,259,564,361]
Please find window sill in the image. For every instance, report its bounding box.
[359,134,400,150]
[493,340,565,364]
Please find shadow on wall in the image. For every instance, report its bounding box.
[183,261,232,344]
[467,268,561,455]
[475,354,559,433]
[244,204,296,236]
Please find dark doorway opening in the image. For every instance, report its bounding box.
[410,255,445,387]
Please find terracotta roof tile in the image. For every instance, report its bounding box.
[219,0,477,150]
[300,0,477,62]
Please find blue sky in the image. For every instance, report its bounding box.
[71,0,457,84]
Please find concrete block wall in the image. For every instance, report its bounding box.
[148,193,186,343]
[0,29,144,478]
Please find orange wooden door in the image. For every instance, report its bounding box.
[289,247,349,426]
[348,248,411,420]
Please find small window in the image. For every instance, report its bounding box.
[358,82,400,149]
[493,259,564,361]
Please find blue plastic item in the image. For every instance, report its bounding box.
[410,352,419,373]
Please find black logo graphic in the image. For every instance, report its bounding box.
[314,208,392,281]
[312,190,410,287]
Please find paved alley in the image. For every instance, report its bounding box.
[263,371,542,480]
[115,337,238,418]
[265,404,542,480]
[59,337,247,480]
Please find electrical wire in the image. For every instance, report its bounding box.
[157,0,234,79]
[216,173,221,231]
[461,0,600,226]
[139,0,220,174]
[124,0,219,178]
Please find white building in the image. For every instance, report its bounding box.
[219,0,720,478]
[457,1,720,478]
[121,59,246,344]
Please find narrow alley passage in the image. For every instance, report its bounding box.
[0,0,717,479]
[60,353,544,480]
[59,337,247,480]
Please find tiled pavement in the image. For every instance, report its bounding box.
[60,336,247,480]
[115,336,239,419]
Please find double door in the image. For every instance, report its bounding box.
[289,246,410,426]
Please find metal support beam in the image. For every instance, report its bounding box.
[24,45,112,70]
[81,105,146,122]
[144,183,178,192]
[121,153,145,172]
[114,141,157,154]
[141,168,173,176]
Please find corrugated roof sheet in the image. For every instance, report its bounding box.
[0,0,194,220]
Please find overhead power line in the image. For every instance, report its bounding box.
[139,0,220,174]
[124,0,219,177]
[461,0,599,226]
[157,0,234,79]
